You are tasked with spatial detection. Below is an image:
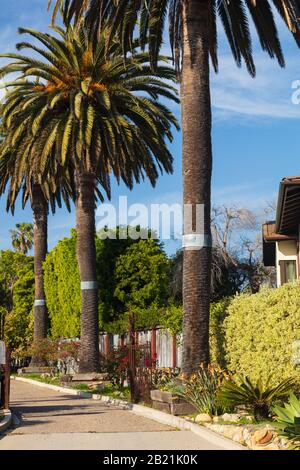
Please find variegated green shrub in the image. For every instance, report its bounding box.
[224,283,300,386]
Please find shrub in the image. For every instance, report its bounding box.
[173,364,230,416]
[273,394,300,449]
[224,283,300,385]
[26,339,80,374]
[210,298,231,368]
[218,375,295,421]
[102,347,129,390]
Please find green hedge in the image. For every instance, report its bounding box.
[44,230,171,337]
[44,232,81,338]
[223,283,300,385]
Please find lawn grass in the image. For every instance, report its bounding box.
[19,373,61,386]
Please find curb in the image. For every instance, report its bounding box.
[0,409,12,433]
[13,376,244,450]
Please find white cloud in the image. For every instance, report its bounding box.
[213,181,277,210]
[211,51,300,120]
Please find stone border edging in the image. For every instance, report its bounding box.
[0,409,12,433]
[12,377,244,450]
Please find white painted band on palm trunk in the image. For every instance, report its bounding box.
[182,234,212,249]
[34,300,46,307]
[81,281,98,290]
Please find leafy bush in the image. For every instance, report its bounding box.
[210,298,231,368]
[0,250,34,352]
[174,364,230,416]
[26,339,80,374]
[102,347,129,390]
[273,394,300,449]
[224,283,300,385]
[218,375,295,421]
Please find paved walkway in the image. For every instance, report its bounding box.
[0,380,225,450]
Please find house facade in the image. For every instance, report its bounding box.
[263,177,300,287]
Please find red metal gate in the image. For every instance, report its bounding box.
[128,341,152,404]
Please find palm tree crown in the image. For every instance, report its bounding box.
[50,0,300,74]
[10,222,34,254]
[0,23,179,194]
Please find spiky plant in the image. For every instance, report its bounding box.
[273,394,300,449]
[0,21,179,372]
[218,375,296,421]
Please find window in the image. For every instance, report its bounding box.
[279,260,297,285]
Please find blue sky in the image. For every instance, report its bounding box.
[0,1,300,255]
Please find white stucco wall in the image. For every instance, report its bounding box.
[276,240,298,286]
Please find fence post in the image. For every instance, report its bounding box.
[128,313,138,403]
[151,328,157,367]
[105,334,110,357]
[172,335,177,369]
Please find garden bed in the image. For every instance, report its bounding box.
[185,412,289,450]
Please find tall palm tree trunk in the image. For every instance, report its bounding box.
[31,184,48,366]
[181,0,212,375]
[76,172,100,373]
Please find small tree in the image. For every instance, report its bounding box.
[114,238,170,326]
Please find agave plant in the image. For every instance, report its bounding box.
[273,394,300,449]
[218,375,295,421]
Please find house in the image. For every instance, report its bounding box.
[263,176,300,287]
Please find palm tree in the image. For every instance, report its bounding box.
[0,22,179,372]
[0,111,76,364]
[50,0,300,374]
[10,222,34,254]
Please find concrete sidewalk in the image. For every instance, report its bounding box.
[0,379,226,450]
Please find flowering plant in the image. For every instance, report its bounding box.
[102,347,129,389]
[174,364,231,416]
[151,367,180,391]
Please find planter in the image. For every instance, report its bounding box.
[150,389,196,416]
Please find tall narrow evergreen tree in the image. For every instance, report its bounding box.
[0,22,179,372]
[51,0,300,373]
